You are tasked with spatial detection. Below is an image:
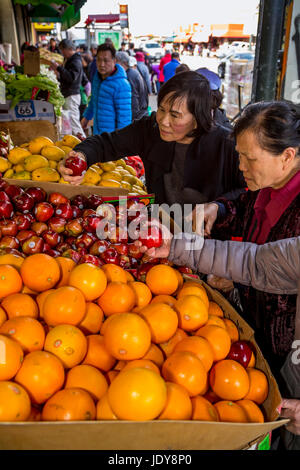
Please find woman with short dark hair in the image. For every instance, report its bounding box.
[58,71,246,206]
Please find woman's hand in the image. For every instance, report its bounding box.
[58,150,86,185]
[134,219,173,259]
[186,203,219,237]
[207,274,234,293]
[280,399,300,435]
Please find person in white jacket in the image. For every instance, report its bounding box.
[136,229,300,449]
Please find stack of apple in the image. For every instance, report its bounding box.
[0,179,191,277]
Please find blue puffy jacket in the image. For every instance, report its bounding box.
[83,63,132,135]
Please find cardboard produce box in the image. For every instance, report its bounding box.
[0,274,288,451]
[0,119,57,147]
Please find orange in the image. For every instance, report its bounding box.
[20,254,60,292]
[206,315,226,329]
[191,395,220,421]
[158,382,192,420]
[44,324,88,369]
[160,328,188,357]
[108,368,167,420]
[15,350,65,404]
[96,392,118,420]
[130,281,152,311]
[78,302,104,335]
[1,293,38,319]
[82,335,116,372]
[236,399,264,423]
[0,381,31,421]
[162,351,207,397]
[248,352,256,368]
[0,316,45,353]
[174,336,214,372]
[177,284,209,309]
[0,306,7,327]
[139,303,178,344]
[125,271,135,282]
[65,364,108,401]
[175,295,208,331]
[195,325,231,361]
[97,282,136,316]
[102,264,128,283]
[209,359,250,401]
[68,263,107,301]
[174,270,184,292]
[214,400,248,423]
[244,368,269,404]
[0,334,23,380]
[43,286,86,326]
[223,318,239,343]
[103,313,151,360]
[208,301,224,318]
[143,343,165,368]
[21,286,38,295]
[146,265,178,295]
[56,257,76,288]
[151,294,177,309]
[122,359,160,375]
[36,289,55,319]
[42,388,96,421]
[0,253,24,270]
[0,265,22,298]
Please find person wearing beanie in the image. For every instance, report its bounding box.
[159,49,172,88]
[135,51,152,95]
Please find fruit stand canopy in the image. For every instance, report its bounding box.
[13,0,87,30]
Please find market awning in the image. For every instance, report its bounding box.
[13,0,87,31]
[210,24,250,38]
[85,14,120,26]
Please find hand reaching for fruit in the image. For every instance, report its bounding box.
[207,274,234,293]
[134,219,173,259]
[58,151,87,185]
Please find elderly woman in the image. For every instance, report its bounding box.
[58,71,246,207]
[189,101,300,379]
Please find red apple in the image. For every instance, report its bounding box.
[100,247,120,265]
[31,222,48,236]
[0,190,11,203]
[56,242,71,254]
[227,341,253,368]
[0,219,18,237]
[55,203,73,220]
[75,233,97,250]
[17,230,36,244]
[78,254,103,267]
[48,216,66,234]
[96,203,115,221]
[62,249,81,264]
[71,205,82,219]
[0,236,20,250]
[48,192,69,206]
[22,236,44,255]
[87,194,103,209]
[138,225,162,249]
[43,248,60,258]
[136,263,154,282]
[71,194,89,210]
[0,201,14,218]
[13,214,32,231]
[25,187,47,203]
[89,240,109,256]
[108,226,128,244]
[110,243,129,256]
[177,266,193,274]
[65,219,83,237]
[5,185,24,199]
[82,215,103,233]
[82,208,96,218]
[13,193,34,213]
[34,202,54,222]
[65,155,87,176]
[127,243,143,260]
[0,180,8,190]
[42,230,62,248]
[119,254,131,269]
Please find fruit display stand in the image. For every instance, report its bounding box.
[0,275,288,451]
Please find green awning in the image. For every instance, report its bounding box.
[13,0,87,30]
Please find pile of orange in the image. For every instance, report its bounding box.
[0,257,268,423]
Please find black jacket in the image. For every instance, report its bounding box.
[57,52,84,98]
[126,68,148,120]
[74,112,246,205]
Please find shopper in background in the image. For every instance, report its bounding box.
[163,51,181,83]
[48,38,60,54]
[81,53,93,81]
[158,49,172,89]
[119,42,127,52]
[88,43,98,84]
[50,39,86,139]
[128,42,135,56]
[81,42,132,135]
[175,63,190,74]
[196,67,231,129]
[135,51,152,95]
[116,51,148,120]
